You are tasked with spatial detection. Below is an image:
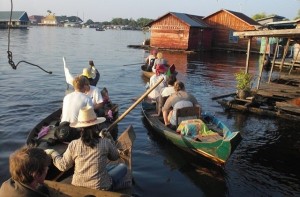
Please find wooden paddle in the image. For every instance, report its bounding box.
[122,62,144,66]
[105,77,164,133]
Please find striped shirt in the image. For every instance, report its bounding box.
[52,137,119,190]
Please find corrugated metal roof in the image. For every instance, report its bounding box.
[225,9,261,26]
[0,11,27,21]
[146,12,209,28]
[170,12,209,28]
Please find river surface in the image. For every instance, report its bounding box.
[0,27,299,197]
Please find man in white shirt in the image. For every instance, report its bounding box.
[61,76,93,124]
[84,84,104,116]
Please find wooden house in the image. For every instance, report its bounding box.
[29,15,44,25]
[0,11,30,29]
[147,12,212,51]
[203,9,262,52]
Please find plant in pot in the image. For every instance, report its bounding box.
[234,70,253,99]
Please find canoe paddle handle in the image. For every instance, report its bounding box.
[105,77,164,133]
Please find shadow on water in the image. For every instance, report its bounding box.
[141,117,227,197]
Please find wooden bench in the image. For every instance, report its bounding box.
[176,106,201,127]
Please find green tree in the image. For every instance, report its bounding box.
[85,19,94,25]
[137,18,153,27]
[252,12,267,20]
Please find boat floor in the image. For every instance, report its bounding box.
[144,105,223,142]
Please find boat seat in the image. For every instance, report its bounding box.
[176,106,201,127]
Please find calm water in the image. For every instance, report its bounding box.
[0,27,299,197]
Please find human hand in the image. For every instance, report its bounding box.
[44,149,55,155]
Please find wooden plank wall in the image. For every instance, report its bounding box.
[204,11,260,51]
[150,15,190,50]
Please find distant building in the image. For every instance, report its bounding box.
[40,13,57,26]
[29,15,44,25]
[0,11,30,29]
[203,9,262,52]
[147,12,212,51]
[256,15,287,26]
[63,16,83,27]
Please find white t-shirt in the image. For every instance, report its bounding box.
[160,86,175,97]
[148,74,166,99]
[61,91,93,123]
[86,86,103,105]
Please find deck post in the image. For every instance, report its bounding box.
[288,48,300,75]
[257,37,269,89]
[268,39,279,83]
[279,38,291,76]
[245,37,252,74]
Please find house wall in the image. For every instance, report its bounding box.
[188,28,212,50]
[150,14,190,50]
[204,11,260,51]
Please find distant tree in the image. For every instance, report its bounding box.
[137,18,153,27]
[102,21,111,25]
[294,9,300,20]
[252,12,267,20]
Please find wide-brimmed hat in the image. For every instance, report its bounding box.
[82,68,92,78]
[70,106,106,128]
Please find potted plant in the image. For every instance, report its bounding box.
[234,70,253,99]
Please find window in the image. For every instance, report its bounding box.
[229,30,238,43]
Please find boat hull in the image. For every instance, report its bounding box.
[141,101,241,165]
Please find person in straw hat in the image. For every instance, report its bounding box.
[45,106,129,191]
[81,60,100,87]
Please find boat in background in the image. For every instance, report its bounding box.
[96,27,105,31]
[141,101,241,166]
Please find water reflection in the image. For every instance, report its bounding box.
[142,117,227,197]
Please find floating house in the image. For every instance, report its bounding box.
[29,15,44,25]
[40,13,58,26]
[0,11,30,29]
[203,9,262,52]
[146,12,212,51]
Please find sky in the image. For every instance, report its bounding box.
[1,0,299,22]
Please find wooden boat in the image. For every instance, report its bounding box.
[26,105,136,196]
[96,27,105,31]
[141,64,178,79]
[141,65,155,79]
[141,101,241,165]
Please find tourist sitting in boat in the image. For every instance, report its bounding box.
[148,64,167,101]
[144,49,157,71]
[83,80,105,117]
[45,106,129,191]
[156,75,177,116]
[61,76,93,124]
[152,52,168,73]
[82,60,100,87]
[162,81,201,128]
[0,146,50,197]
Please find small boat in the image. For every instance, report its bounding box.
[96,27,105,31]
[25,104,135,196]
[141,101,241,165]
[141,64,178,79]
[141,64,155,79]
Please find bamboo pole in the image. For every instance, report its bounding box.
[279,38,291,77]
[268,39,279,83]
[106,77,164,133]
[256,37,269,89]
[245,37,252,74]
[288,48,300,75]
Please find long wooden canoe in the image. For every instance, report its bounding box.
[141,101,241,166]
[26,107,135,196]
[141,65,155,79]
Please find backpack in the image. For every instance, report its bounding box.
[54,121,80,142]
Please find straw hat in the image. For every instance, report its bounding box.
[82,68,92,78]
[70,106,106,128]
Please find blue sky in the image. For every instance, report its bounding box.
[1,0,299,22]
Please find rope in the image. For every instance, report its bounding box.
[6,0,52,74]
